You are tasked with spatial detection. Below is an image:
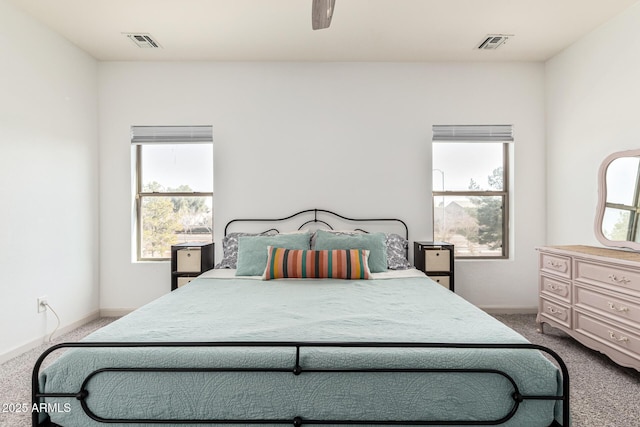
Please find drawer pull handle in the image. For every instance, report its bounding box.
[547,306,564,316]
[607,302,630,313]
[547,260,565,269]
[547,283,566,293]
[608,274,631,285]
[608,331,630,343]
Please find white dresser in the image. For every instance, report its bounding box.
[537,245,640,371]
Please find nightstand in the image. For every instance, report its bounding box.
[414,241,455,291]
[170,242,214,291]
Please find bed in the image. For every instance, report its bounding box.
[32,209,569,427]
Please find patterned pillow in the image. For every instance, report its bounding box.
[262,247,371,280]
[386,233,411,270]
[215,232,273,269]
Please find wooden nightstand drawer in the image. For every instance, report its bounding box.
[540,252,571,279]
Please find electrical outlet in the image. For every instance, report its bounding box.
[37,296,48,313]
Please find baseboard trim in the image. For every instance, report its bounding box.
[480,307,538,315]
[0,310,100,364]
[100,308,133,317]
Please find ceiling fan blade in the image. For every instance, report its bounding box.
[312,0,335,30]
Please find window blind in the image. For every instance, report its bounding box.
[131,125,213,144]
[432,125,513,142]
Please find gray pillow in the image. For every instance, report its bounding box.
[385,233,411,270]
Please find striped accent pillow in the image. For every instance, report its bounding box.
[262,246,371,280]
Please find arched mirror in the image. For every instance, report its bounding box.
[595,149,640,251]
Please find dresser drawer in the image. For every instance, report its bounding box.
[575,259,640,295]
[575,285,640,328]
[539,252,571,279]
[539,297,571,329]
[574,311,640,363]
[540,275,571,304]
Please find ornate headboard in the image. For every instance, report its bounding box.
[224,208,408,241]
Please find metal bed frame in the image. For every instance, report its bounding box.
[33,341,569,426]
[223,208,409,239]
[32,208,569,426]
[224,208,409,259]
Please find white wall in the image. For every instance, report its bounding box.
[546,2,640,246]
[0,0,99,361]
[99,61,546,312]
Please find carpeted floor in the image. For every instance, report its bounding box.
[1,314,639,426]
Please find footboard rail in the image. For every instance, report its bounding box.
[32,341,569,427]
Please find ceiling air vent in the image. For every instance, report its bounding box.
[124,33,161,49]
[477,34,512,50]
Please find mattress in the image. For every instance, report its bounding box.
[38,270,564,426]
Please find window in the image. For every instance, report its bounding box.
[432,125,512,258]
[132,126,213,261]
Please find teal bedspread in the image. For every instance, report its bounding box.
[40,274,564,426]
